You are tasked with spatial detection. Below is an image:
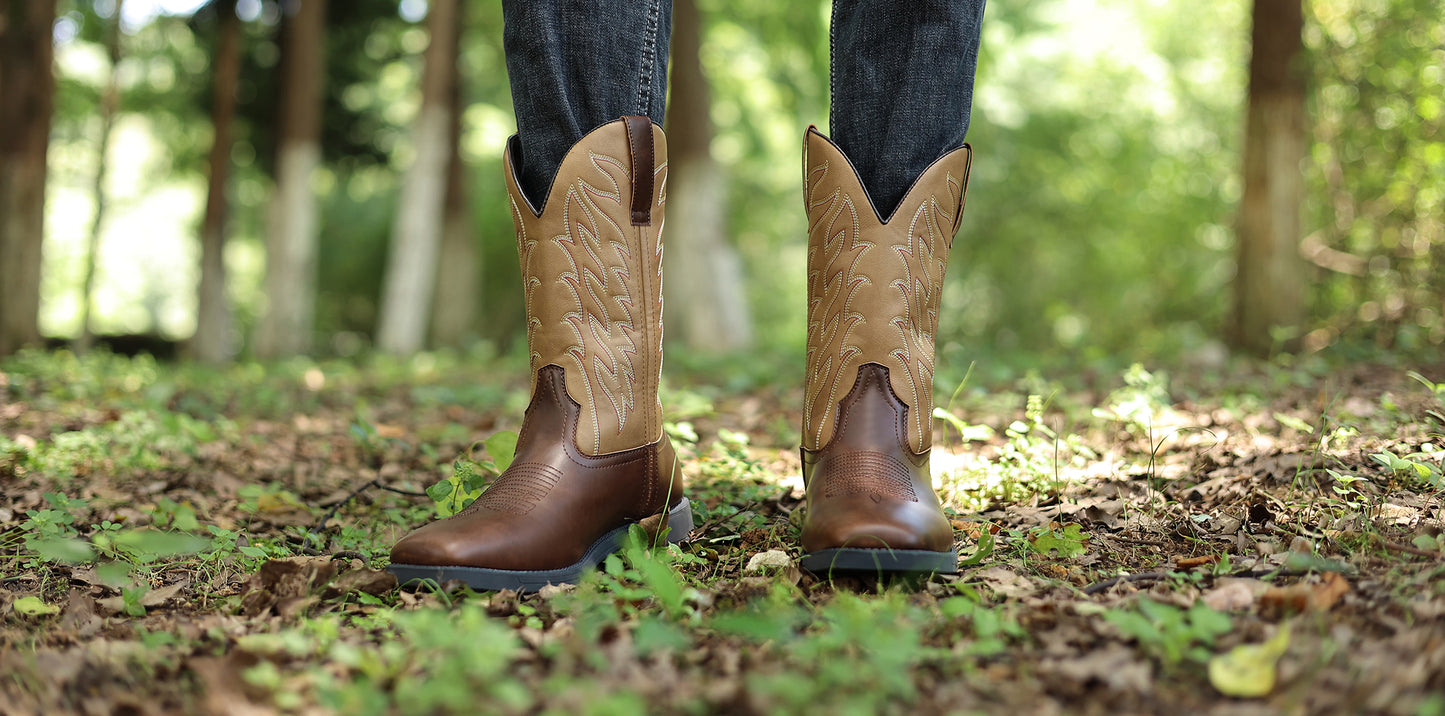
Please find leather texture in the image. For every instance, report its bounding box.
[802,127,972,454]
[390,365,686,571]
[800,363,953,554]
[506,118,669,457]
[799,127,970,563]
[390,118,684,574]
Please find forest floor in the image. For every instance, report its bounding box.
[1,348,1443,716]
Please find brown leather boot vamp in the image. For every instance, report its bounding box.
[389,366,690,591]
[800,363,955,575]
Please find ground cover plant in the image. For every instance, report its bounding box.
[2,349,1443,715]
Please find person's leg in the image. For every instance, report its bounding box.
[828,0,985,218]
[503,0,673,208]
[390,1,690,591]
[798,0,985,576]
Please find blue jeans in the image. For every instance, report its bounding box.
[503,0,985,218]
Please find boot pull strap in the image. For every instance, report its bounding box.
[623,116,655,226]
[951,144,973,237]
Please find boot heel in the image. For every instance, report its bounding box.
[639,497,694,545]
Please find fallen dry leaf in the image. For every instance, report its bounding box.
[1041,643,1153,693]
[1260,572,1350,616]
[190,656,273,716]
[1176,554,1219,569]
[1202,579,1267,612]
[240,557,339,617]
[978,566,1036,599]
[323,567,397,598]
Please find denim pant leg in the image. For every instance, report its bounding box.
[830,0,986,219]
[502,0,673,208]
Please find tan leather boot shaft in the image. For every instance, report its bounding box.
[802,127,972,454]
[503,118,668,456]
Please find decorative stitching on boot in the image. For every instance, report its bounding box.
[555,152,642,455]
[467,463,564,515]
[820,451,918,502]
[505,122,668,456]
[889,185,957,451]
[803,157,870,450]
[801,131,971,454]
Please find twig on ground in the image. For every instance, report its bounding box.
[1083,572,1171,594]
[1376,539,1444,559]
[314,477,380,532]
[1083,568,1312,594]
[1112,535,1169,547]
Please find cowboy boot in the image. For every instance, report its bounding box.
[389,117,691,591]
[798,127,972,575]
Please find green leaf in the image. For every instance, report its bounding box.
[959,530,994,567]
[13,596,60,617]
[1281,550,1354,574]
[633,615,691,656]
[96,561,133,588]
[112,529,208,560]
[171,503,200,532]
[1273,412,1315,434]
[29,536,95,563]
[631,555,685,617]
[1029,524,1088,558]
[425,479,453,504]
[932,407,995,442]
[484,431,519,472]
[429,461,486,517]
[122,585,149,617]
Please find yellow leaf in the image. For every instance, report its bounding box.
[13,596,60,617]
[1209,623,1291,698]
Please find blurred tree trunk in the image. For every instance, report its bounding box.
[429,8,478,349]
[377,0,458,355]
[192,0,243,363]
[665,0,752,353]
[1230,0,1307,355]
[255,0,327,359]
[0,0,56,357]
[77,0,125,353]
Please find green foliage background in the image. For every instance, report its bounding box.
[39,0,1445,364]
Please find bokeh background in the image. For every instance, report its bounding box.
[4,0,1441,375]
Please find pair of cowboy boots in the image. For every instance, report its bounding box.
[388,117,972,590]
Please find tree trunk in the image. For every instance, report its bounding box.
[77,0,125,353]
[0,0,56,357]
[192,0,243,363]
[376,0,458,355]
[254,0,327,359]
[666,0,752,353]
[429,6,478,349]
[1230,0,1307,355]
